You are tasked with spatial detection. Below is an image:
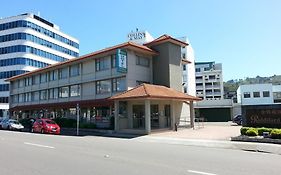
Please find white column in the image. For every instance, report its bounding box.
[190,101,195,129]
[145,99,151,134]
[114,101,119,132]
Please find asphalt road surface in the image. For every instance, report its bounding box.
[0,130,281,175]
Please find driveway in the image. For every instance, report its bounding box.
[150,122,241,140]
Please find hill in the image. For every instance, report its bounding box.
[224,75,281,92]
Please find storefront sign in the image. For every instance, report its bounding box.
[127,31,146,41]
[116,49,127,73]
[244,105,281,128]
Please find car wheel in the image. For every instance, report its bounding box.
[8,125,11,130]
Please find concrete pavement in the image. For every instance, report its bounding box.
[139,122,281,155]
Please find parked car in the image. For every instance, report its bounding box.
[1,119,24,131]
[31,118,60,134]
[233,114,242,125]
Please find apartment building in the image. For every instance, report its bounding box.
[0,13,79,118]
[179,37,196,96]
[7,34,200,134]
[195,62,223,100]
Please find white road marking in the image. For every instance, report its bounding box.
[24,142,55,149]
[188,170,217,175]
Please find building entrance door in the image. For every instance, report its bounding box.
[164,105,171,128]
[151,105,159,129]
[132,105,145,129]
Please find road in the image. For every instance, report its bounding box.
[0,130,280,175]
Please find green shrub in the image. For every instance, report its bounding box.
[270,129,281,139]
[240,127,250,135]
[245,128,258,136]
[257,127,273,136]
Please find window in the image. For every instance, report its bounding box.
[111,54,116,68]
[184,86,187,93]
[136,56,149,67]
[183,65,186,71]
[209,75,216,80]
[49,70,57,81]
[263,91,270,97]
[58,67,68,79]
[70,64,80,77]
[40,90,47,100]
[59,86,69,98]
[70,85,81,97]
[112,77,126,92]
[243,92,251,98]
[96,80,111,94]
[253,92,260,98]
[96,58,109,71]
[40,73,47,83]
[32,75,40,85]
[48,88,54,99]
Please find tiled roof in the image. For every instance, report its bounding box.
[144,34,188,47]
[110,83,201,101]
[6,42,158,81]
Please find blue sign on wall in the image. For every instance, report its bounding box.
[116,49,127,73]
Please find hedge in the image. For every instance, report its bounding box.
[270,129,281,139]
[245,128,258,136]
[257,127,273,136]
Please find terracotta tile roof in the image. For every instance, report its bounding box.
[110,83,201,101]
[6,42,158,82]
[144,34,188,47]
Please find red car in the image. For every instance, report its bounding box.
[31,118,60,134]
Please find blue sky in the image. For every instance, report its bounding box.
[1,0,281,81]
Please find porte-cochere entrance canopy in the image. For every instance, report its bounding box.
[110,84,201,134]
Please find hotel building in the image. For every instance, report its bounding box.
[7,33,200,134]
[0,13,79,118]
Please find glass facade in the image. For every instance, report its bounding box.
[0,20,79,48]
[0,33,78,57]
[0,70,28,79]
[0,57,49,68]
[0,84,9,91]
[0,45,67,62]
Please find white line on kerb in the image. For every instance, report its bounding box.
[24,142,55,149]
[188,170,217,175]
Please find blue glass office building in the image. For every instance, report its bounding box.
[0,13,79,118]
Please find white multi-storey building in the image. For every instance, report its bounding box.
[195,62,224,100]
[178,37,196,96]
[0,13,79,118]
[237,83,281,105]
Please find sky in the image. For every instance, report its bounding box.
[1,0,281,81]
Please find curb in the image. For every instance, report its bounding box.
[136,136,281,155]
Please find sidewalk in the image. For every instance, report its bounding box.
[150,122,241,141]
[136,122,281,155]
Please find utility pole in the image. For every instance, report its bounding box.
[76,103,80,136]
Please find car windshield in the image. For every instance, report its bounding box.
[10,121,19,125]
[45,120,56,124]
